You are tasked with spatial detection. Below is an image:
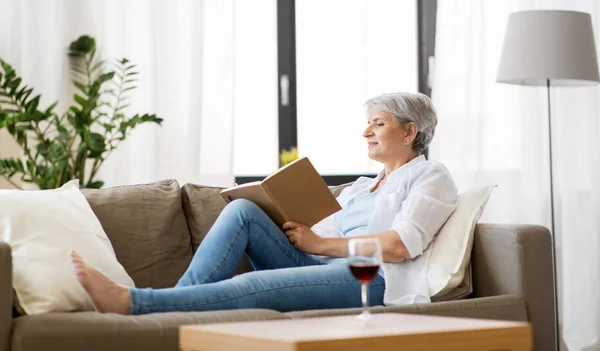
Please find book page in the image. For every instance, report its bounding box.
[220,183,286,227]
[262,157,341,227]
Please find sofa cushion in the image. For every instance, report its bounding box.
[428,185,495,297]
[180,184,228,251]
[11,310,289,351]
[181,183,254,276]
[1,181,134,315]
[184,182,351,251]
[430,263,472,302]
[82,180,193,288]
[328,183,353,198]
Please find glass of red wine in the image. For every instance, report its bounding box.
[348,238,382,321]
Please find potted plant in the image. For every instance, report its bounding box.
[279,147,299,167]
[0,35,162,189]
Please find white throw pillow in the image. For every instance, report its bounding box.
[0,180,134,315]
[427,185,496,297]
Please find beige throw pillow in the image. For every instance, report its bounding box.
[81,179,193,288]
[181,183,255,277]
[428,185,496,297]
[0,180,134,315]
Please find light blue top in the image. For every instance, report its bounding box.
[335,189,379,237]
[333,189,381,274]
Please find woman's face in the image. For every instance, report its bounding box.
[363,106,413,163]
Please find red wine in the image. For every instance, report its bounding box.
[349,262,380,284]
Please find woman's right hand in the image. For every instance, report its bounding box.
[282,221,325,254]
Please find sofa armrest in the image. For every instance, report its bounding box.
[471,223,556,351]
[0,241,12,351]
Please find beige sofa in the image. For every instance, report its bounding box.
[0,180,556,351]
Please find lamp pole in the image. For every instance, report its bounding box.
[547,79,555,237]
[546,78,559,351]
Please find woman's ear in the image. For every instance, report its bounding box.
[405,122,418,144]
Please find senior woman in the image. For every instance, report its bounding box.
[70,92,458,314]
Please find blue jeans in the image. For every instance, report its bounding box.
[128,199,385,314]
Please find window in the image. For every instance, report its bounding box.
[232,0,279,176]
[296,0,418,175]
[234,0,436,183]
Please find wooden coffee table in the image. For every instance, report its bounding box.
[180,313,532,351]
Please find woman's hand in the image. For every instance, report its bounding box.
[282,221,324,254]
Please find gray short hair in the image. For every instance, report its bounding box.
[364,92,437,154]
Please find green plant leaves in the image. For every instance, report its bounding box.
[69,35,96,54]
[26,159,35,176]
[74,142,87,175]
[85,180,104,189]
[9,77,22,94]
[25,95,40,115]
[45,101,58,115]
[0,157,25,178]
[118,114,163,136]
[74,94,87,108]
[87,133,105,158]
[73,80,87,95]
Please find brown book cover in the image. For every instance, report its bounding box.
[220,157,342,227]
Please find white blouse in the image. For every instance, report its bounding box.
[311,155,458,305]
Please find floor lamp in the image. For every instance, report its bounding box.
[497,10,600,351]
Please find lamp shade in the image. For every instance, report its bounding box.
[497,10,600,86]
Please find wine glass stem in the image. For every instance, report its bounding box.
[361,283,368,313]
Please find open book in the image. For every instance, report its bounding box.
[220,157,342,227]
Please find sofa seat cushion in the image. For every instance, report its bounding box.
[82,180,193,288]
[11,309,289,351]
[285,295,527,322]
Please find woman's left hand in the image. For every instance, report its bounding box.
[282,221,324,254]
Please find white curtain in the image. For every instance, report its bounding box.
[431,1,600,350]
[0,0,236,188]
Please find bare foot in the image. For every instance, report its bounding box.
[70,250,131,314]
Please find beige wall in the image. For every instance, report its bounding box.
[0,130,23,189]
